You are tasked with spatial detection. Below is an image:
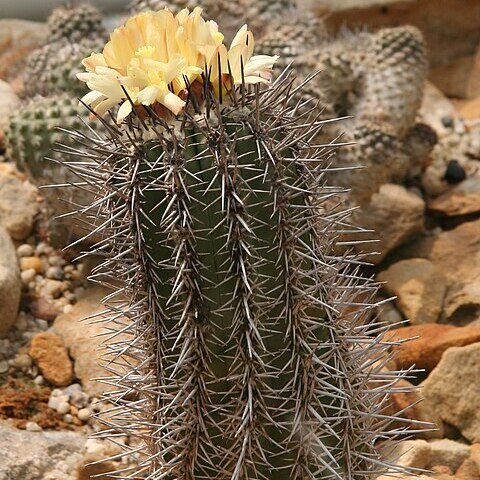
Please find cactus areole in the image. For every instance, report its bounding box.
[67,7,417,480]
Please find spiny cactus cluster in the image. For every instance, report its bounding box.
[5,94,105,245]
[259,22,432,204]
[23,2,107,98]
[57,7,424,479]
[46,1,106,42]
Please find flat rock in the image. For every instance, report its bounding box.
[29,331,74,387]
[381,438,432,470]
[385,378,444,439]
[387,324,480,371]
[0,422,85,480]
[0,165,39,241]
[378,259,446,325]
[422,343,480,443]
[352,184,425,264]
[54,286,112,397]
[0,225,21,335]
[0,19,47,83]
[428,439,470,472]
[428,178,480,217]
[307,0,480,71]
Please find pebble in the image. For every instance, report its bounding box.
[70,390,89,409]
[19,256,43,273]
[15,312,28,331]
[77,408,91,422]
[35,319,48,331]
[33,375,44,385]
[63,414,74,424]
[20,269,36,284]
[0,360,9,374]
[42,279,65,299]
[16,244,34,257]
[11,353,32,370]
[46,266,64,280]
[56,401,71,415]
[25,422,42,432]
[35,242,52,256]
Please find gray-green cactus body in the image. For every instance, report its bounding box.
[67,77,418,479]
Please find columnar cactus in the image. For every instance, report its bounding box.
[64,8,421,479]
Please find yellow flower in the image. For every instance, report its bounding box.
[77,8,278,123]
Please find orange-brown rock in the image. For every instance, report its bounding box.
[459,96,480,120]
[387,324,480,371]
[384,378,443,439]
[456,458,480,480]
[29,331,73,387]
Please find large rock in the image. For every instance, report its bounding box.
[428,439,470,472]
[352,184,425,264]
[29,332,74,387]
[422,343,480,443]
[378,259,446,325]
[54,286,112,397]
[0,225,21,335]
[0,19,47,84]
[0,422,85,480]
[0,165,39,241]
[307,0,480,73]
[387,324,480,371]
[428,178,480,217]
[408,220,480,324]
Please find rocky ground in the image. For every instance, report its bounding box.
[0,1,480,479]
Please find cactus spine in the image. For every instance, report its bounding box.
[65,8,419,479]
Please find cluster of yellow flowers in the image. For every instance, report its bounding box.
[77,8,278,123]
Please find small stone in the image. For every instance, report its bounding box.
[25,422,42,432]
[29,296,61,322]
[428,439,470,472]
[11,352,32,370]
[35,318,48,331]
[15,311,28,331]
[70,390,89,409]
[63,414,74,424]
[77,408,91,422]
[29,331,73,386]
[33,375,44,385]
[422,343,480,443]
[70,405,78,416]
[46,266,64,280]
[48,256,66,267]
[0,360,9,374]
[56,401,71,415]
[16,244,34,257]
[35,242,52,256]
[42,279,65,299]
[20,268,36,284]
[19,256,43,274]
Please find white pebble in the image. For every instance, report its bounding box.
[0,360,9,374]
[21,269,36,284]
[35,319,48,331]
[56,401,71,415]
[34,375,44,385]
[46,266,64,280]
[70,390,89,408]
[25,422,42,432]
[36,242,52,256]
[63,414,74,424]
[17,244,34,257]
[63,304,73,314]
[77,408,91,422]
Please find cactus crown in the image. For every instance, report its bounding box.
[61,7,422,479]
